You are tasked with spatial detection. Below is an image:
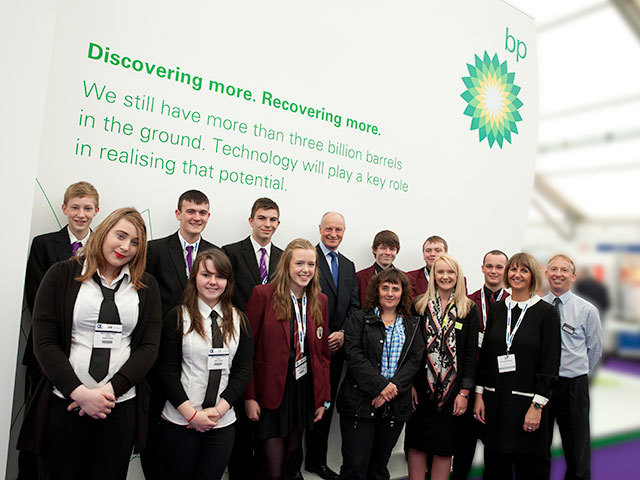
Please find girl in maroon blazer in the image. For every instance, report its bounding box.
[244,238,330,480]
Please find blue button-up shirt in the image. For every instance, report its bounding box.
[544,290,603,378]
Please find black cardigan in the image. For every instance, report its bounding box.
[17,259,162,453]
[157,306,253,412]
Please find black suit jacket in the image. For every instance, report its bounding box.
[222,236,283,312]
[146,231,217,317]
[25,226,74,314]
[315,244,360,332]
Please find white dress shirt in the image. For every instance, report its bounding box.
[318,241,339,277]
[178,231,201,277]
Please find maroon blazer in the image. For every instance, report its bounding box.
[406,267,428,300]
[468,287,510,333]
[356,265,377,308]
[244,284,330,410]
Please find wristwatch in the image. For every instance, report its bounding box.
[532,402,543,410]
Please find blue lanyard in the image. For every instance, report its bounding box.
[505,300,528,353]
[290,291,307,355]
[481,288,504,328]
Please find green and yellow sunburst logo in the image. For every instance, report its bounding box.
[461,51,523,148]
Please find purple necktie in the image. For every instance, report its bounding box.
[71,241,82,256]
[259,247,268,284]
[186,245,194,274]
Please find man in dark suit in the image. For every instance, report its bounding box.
[406,235,448,299]
[21,181,100,480]
[142,189,216,480]
[356,230,400,307]
[222,197,283,480]
[304,212,360,480]
[145,189,217,317]
[223,197,283,312]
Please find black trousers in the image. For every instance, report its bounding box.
[339,415,404,480]
[548,375,591,480]
[157,419,235,480]
[452,410,484,479]
[483,447,550,480]
[39,395,136,480]
[227,406,260,480]
[305,349,344,468]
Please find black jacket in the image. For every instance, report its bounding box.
[337,309,424,421]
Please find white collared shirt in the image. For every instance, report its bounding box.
[162,299,242,428]
[250,236,271,273]
[53,264,139,402]
[318,241,339,277]
[178,231,200,277]
[67,227,90,246]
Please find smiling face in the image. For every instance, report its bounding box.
[433,258,457,294]
[175,200,210,243]
[62,196,99,240]
[373,244,398,268]
[379,281,402,312]
[319,212,345,251]
[423,241,446,269]
[289,248,316,296]
[545,257,576,296]
[482,253,507,290]
[249,207,280,246]
[196,259,228,308]
[507,263,533,295]
[101,218,139,277]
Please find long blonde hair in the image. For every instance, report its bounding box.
[270,238,323,326]
[415,254,472,317]
[75,207,147,288]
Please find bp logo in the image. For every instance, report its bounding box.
[461,52,523,148]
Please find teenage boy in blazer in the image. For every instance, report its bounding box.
[303,212,360,480]
[145,190,217,318]
[20,181,100,480]
[223,197,282,480]
[406,235,448,299]
[142,189,216,480]
[356,230,400,308]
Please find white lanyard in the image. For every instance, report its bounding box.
[505,300,528,353]
[290,291,307,355]
[424,266,430,283]
[481,288,504,328]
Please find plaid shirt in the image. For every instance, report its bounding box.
[375,307,406,379]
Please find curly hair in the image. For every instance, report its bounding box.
[364,268,412,318]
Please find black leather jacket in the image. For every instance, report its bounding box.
[337,308,424,421]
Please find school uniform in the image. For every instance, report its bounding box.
[156,301,253,480]
[17,259,162,480]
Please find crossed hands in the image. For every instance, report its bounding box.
[67,383,116,420]
[372,382,398,409]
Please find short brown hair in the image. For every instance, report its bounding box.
[63,181,99,207]
[364,268,412,318]
[372,230,400,253]
[422,235,448,252]
[177,190,209,211]
[547,254,576,274]
[250,197,280,218]
[76,207,148,289]
[483,249,508,265]
[503,252,542,294]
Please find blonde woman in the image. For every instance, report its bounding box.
[406,254,478,480]
[244,238,330,480]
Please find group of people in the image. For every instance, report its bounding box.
[17,181,603,480]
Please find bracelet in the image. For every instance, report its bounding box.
[213,407,221,417]
[458,392,469,399]
[187,410,198,422]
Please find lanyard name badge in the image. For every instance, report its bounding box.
[479,288,504,348]
[498,300,529,373]
[94,323,123,349]
[208,347,230,370]
[291,291,308,380]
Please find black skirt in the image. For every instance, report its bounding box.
[405,393,459,457]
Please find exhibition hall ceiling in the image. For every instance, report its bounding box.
[506,0,640,222]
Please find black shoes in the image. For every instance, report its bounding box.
[305,464,339,480]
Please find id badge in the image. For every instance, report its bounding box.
[497,353,516,373]
[208,347,230,371]
[478,332,485,348]
[455,322,463,330]
[295,356,308,380]
[562,323,576,335]
[93,323,123,348]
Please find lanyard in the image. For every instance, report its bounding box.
[424,266,430,283]
[480,288,504,328]
[505,300,528,353]
[290,291,307,356]
[384,316,400,374]
[428,299,455,329]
